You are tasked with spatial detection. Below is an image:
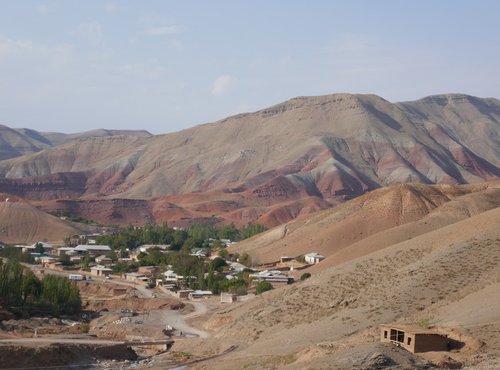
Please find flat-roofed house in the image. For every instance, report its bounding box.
[90,265,113,277]
[57,247,77,256]
[380,324,448,353]
[304,252,325,264]
[74,245,112,256]
[123,272,149,283]
[249,270,294,284]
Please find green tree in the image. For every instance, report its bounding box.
[34,243,45,254]
[21,271,42,306]
[0,246,34,263]
[58,254,71,266]
[240,224,266,240]
[41,275,81,315]
[255,281,273,295]
[218,247,229,259]
[105,250,118,262]
[217,223,240,241]
[81,256,92,271]
[210,257,228,272]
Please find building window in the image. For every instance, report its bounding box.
[390,329,405,343]
[407,337,412,345]
[384,331,388,339]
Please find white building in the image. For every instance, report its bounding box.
[304,252,325,264]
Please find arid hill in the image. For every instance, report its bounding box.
[170,182,500,369]
[229,181,500,266]
[0,93,499,227]
[0,195,88,244]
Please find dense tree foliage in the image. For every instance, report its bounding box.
[0,260,81,315]
[0,246,34,263]
[112,261,138,274]
[95,223,266,252]
[40,274,81,315]
[93,223,266,295]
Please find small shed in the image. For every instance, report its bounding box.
[380,324,448,353]
[220,293,237,303]
[177,289,194,299]
[304,252,325,264]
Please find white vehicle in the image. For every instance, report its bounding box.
[68,274,84,281]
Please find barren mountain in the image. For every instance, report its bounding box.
[0,93,498,227]
[0,124,151,160]
[0,124,52,160]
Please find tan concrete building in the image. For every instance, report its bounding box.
[220,293,237,303]
[90,265,113,277]
[123,272,148,283]
[380,324,448,353]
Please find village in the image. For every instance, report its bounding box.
[5,234,327,302]
[0,225,463,368]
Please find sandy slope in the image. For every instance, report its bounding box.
[230,182,500,267]
[172,207,500,369]
[0,199,82,244]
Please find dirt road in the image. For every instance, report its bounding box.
[162,301,209,339]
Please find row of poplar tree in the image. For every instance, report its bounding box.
[0,260,81,316]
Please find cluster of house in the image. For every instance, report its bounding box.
[10,239,332,303]
[12,242,112,265]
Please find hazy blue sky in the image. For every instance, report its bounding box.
[0,1,499,134]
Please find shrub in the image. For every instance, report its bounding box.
[300,273,311,281]
[255,281,273,295]
[80,322,90,333]
[210,257,227,272]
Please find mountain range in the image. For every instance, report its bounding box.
[0,92,498,230]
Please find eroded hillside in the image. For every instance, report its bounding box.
[171,189,500,369]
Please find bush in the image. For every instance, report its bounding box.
[255,281,273,295]
[210,257,227,272]
[80,322,90,333]
[300,273,311,281]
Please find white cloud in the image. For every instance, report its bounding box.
[211,75,233,95]
[145,25,183,36]
[77,22,105,47]
[0,36,75,67]
[35,4,49,15]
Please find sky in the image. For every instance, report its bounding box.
[0,1,499,134]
